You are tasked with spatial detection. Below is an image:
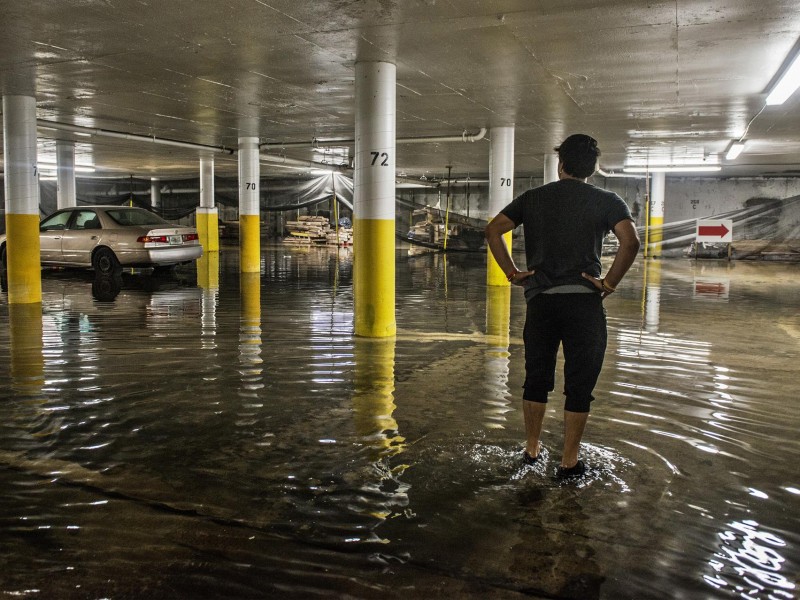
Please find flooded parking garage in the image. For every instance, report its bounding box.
[0,246,798,599]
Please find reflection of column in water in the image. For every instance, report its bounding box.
[9,303,44,395]
[643,259,662,333]
[353,337,405,459]
[351,338,410,528]
[648,171,665,258]
[484,285,512,429]
[704,519,795,597]
[239,272,263,389]
[197,252,219,350]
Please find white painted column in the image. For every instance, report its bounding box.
[353,61,396,338]
[2,95,42,304]
[544,152,559,184]
[238,136,260,273]
[197,153,219,252]
[150,177,161,210]
[648,171,665,257]
[56,139,76,209]
[487,126,515,287]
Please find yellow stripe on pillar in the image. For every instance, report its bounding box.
[649,215,664,257]
[486,230,512,287]
[196,251,219,290]
[354,218,396,338]
[196,208,219,252]
[239,214,260,273]
[5,213,42,304]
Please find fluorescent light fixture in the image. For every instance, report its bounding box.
[623,166,722,173]
[596,168,646,179]
[766,51,800,105]
[725,142,746,161]
[38,162,96,173]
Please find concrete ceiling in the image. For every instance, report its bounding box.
[2,0,800,182]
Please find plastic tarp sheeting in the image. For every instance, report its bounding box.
[35,173,354,222]
[643,195,800,260]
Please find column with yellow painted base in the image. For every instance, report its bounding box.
[353,61,396,337]
[238,137,260,273]
[3,95,42,304]
[487,126,515,287]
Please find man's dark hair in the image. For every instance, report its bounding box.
[555,134,601,178]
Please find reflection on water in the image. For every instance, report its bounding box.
[706,520,796,599]
[0,251,798,598]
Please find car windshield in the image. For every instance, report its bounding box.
[105,209,171,227]
[40,211,72,231]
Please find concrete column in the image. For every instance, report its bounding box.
[487,126,515,287]
[353,61,396,337]
[2,95,42,304]
[648,171,665,258]
[544,152,559,184]
[56,139,76,209]
[197,153,219,252]
[150,177,161,210]
[238,136,261,273]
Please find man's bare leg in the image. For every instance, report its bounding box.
[523,400,547,457]
[561,410,588,467]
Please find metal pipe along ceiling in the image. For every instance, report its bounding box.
[260,128,487,148]
[36,119,236,154]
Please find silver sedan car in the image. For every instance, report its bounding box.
[0,205,203,274]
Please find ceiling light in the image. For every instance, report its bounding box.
[766,50,800,105]
[622,166,722,173]
[725,142,746,161]
[38,161,96,173]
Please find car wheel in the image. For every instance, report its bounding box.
[92,247,120,274]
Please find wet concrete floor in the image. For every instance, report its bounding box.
[0,246,798,599]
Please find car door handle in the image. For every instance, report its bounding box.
[91,235,99,240]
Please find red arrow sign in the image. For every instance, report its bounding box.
[698,224,729,238]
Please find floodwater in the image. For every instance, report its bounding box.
[0,246,798,599]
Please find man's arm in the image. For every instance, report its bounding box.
[484,214,533,285]
[582,219,641,297]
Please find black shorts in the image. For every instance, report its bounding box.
[522,293,607,413]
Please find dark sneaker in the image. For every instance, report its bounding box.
[522,450,540,465]
[556,460,586,479]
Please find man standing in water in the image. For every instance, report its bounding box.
[485,134,640,478]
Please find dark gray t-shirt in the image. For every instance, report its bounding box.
[500,179,632,297]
